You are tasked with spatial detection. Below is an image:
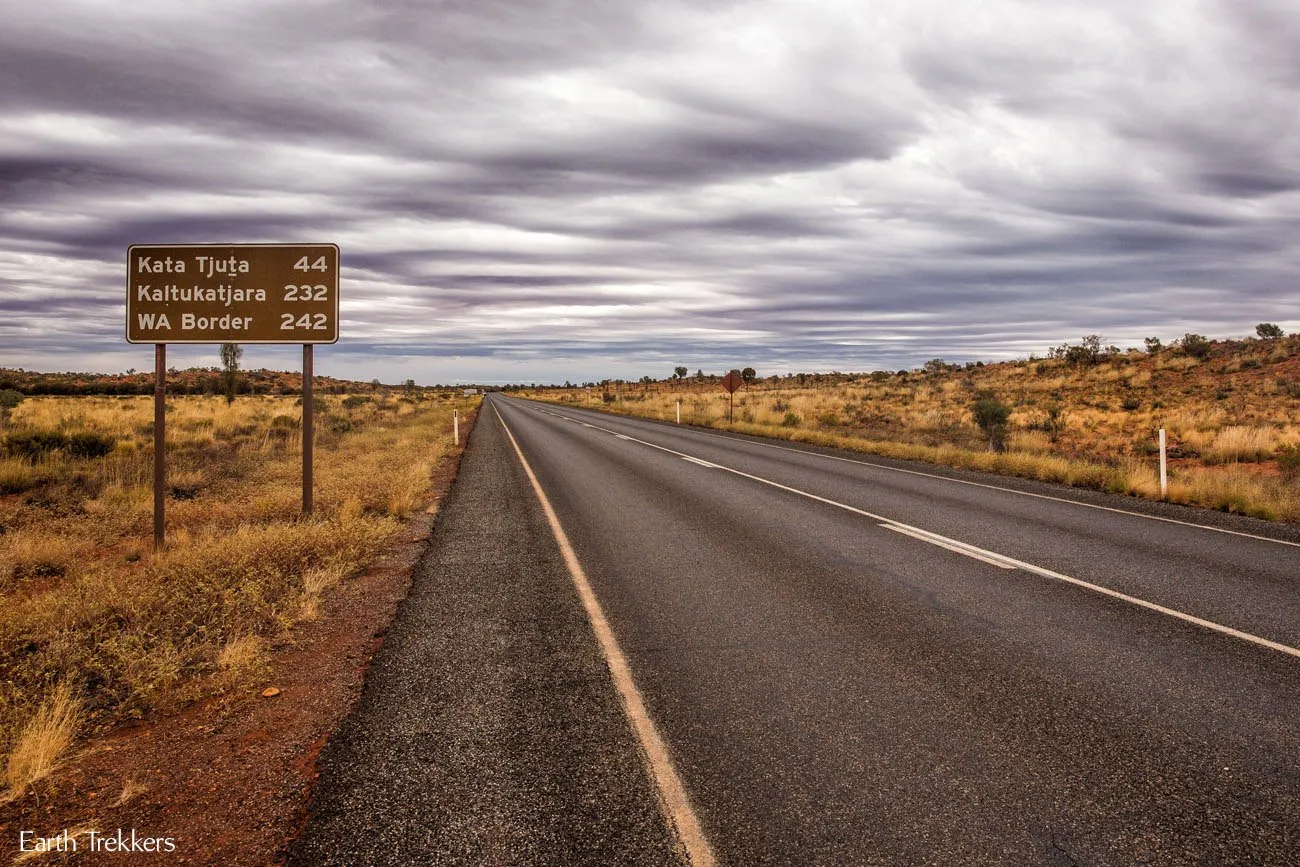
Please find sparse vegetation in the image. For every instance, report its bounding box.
[528,330,1300,523]
[0,389,478,794]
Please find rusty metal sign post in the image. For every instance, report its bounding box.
[127,243,340,550]
[722,369,744,422]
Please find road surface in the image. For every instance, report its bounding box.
[294,393,1300,865]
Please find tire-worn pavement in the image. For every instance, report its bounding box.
[289,404,683,866]
[294,394,1300,865]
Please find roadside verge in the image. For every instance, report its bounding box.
[0,408,478,866]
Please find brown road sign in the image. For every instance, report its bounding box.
[127,243,340,343]
[722,370,744,394]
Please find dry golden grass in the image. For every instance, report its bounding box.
[3,683,80,802]
[1202,426,1276,464]
[530,336,1300,523]
[112,778,146,808]
[0,391,477,791]
[217,636,267,676]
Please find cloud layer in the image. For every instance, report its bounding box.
[2,0,1298,383]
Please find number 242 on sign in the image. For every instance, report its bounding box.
[282,313,328,330]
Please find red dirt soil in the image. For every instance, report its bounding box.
[0,411,475,866]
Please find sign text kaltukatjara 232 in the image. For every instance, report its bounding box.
[126,244,340,344]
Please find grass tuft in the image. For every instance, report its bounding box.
[3,683,81,802]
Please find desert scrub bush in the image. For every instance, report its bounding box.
[1277,444,1300,479]
[1179,333,1212,359]
[4,430,68,459]
[66,431,117,458]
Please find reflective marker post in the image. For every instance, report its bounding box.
[1159,428,1168,499]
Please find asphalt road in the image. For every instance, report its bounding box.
[295,393,1300,865]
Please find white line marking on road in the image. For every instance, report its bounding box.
[614,433,633,440]
[542,402,1300,550]
[693,429,1300,549]
[882,524,1016,569]
[683,456,721,468]
[494,405,718,866]
[550,409,1300,662]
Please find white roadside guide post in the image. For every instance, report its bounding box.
[454,409,459,445]
[1159,428,1168,499]
[676,399,681,424]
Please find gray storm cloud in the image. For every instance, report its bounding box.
[1,0,1297,383]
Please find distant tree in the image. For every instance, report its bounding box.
[1144,336,1163,352]
[695,369,705,379]
[971,390,1012,452]
[219,343,243,405]
[1065,334,1104,365]
[674,366,688,381]
[741,367,756,389]
[923,358,950,374]
[1256,322,1284,339]
[1180,333,1211,359]
[403,378,417,396]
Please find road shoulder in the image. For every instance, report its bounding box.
[290,399,683,866]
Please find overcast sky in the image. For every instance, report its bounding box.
[2,0,1298,384]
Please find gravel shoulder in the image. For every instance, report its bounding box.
[289,402,683,866]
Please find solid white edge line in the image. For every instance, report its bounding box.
[493,405,718,866]
[542,405,1300,662]
[537,400,1300,550]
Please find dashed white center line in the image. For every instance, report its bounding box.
[546,408,1300,661]
[882,524,1017,570]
